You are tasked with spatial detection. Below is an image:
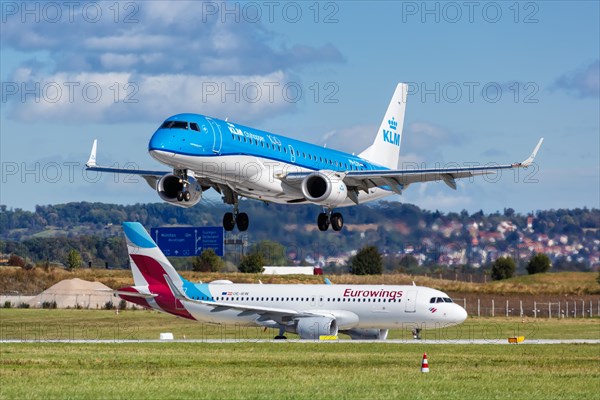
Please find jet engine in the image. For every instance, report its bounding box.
[301,171,347,207]
[290,316,338,340]
[156,174,202,208]
[342,329,389,340]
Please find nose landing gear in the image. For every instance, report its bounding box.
[175,170,192,202]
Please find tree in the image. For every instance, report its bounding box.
[396,254,421,274]
[66,249,82,269]
[192,249,223,272]
[526,253,551,275]
[350,245,383,275]
[490,257,516,281]
[238,252,264,273]
[253,241,288,265]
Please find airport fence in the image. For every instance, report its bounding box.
[453,297,600,318]
[1,293,599,319]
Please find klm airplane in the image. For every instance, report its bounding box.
[86,83,543,232]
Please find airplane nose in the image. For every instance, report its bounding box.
[148,129,169,151]
[455,305,468,323]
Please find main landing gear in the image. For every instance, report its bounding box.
[274,325,287,340]
[317,210,343,232]
[223,210,249,232]
[222,197,249,232]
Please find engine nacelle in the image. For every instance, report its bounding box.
[342,329,389,340]
[301,170,347,207]
[290,316,338,340]
[156,174,202,208]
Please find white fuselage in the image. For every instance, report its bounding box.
[171,283,467,330]
[150,150,392,206]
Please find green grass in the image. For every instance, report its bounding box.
[1,309,599,341]
[1,342,599,399]
[1,310,598,399]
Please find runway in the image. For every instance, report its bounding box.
[1,339,599,344]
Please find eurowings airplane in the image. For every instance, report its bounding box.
[86,83,543,232]
[117,221,467,340]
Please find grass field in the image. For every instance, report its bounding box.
[1,309,599,341]
[1,310,599,399]
[1,342,599,399]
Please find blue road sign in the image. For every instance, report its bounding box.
[150,227,224,257]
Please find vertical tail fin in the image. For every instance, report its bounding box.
[358,83,408,169]
[122,222,185,289]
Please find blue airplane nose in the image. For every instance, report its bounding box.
[148,129,171,152]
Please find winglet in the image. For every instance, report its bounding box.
[86,139,98,168]
[519,138,544,167]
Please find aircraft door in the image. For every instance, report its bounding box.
[206,118,222,154]
[310,295,316,307]
[404,290,417,313]
[288,145,296,163]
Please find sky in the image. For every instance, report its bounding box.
[1,1,598,214]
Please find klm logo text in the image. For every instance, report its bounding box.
[383,130,401,146]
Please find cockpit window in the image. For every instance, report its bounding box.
[431,297,454,303]
[190,123,200,132]
[161,120,189,129]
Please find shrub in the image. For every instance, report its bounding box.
[42,301,57,309]
[527,253,552,275]
[8,254,25,268]
[3,301,12,309]
[491,257,516,281]
[351,246,383,275]
[238,252,264,273]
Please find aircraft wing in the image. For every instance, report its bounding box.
[283,138,543,201]
[85,139,169,189]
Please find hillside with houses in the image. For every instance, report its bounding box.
[0,203,598,273]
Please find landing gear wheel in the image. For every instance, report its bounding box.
[236,212,249,232]
[176,191,184,201]
[274,335,288,340]
[317,213,330,231]
[223,212,236,231]
[183,191,191,202]
[331,213,343,231]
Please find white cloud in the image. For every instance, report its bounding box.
[7,71,296,123]
[1,1,344,123]
[553,60,600,99]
